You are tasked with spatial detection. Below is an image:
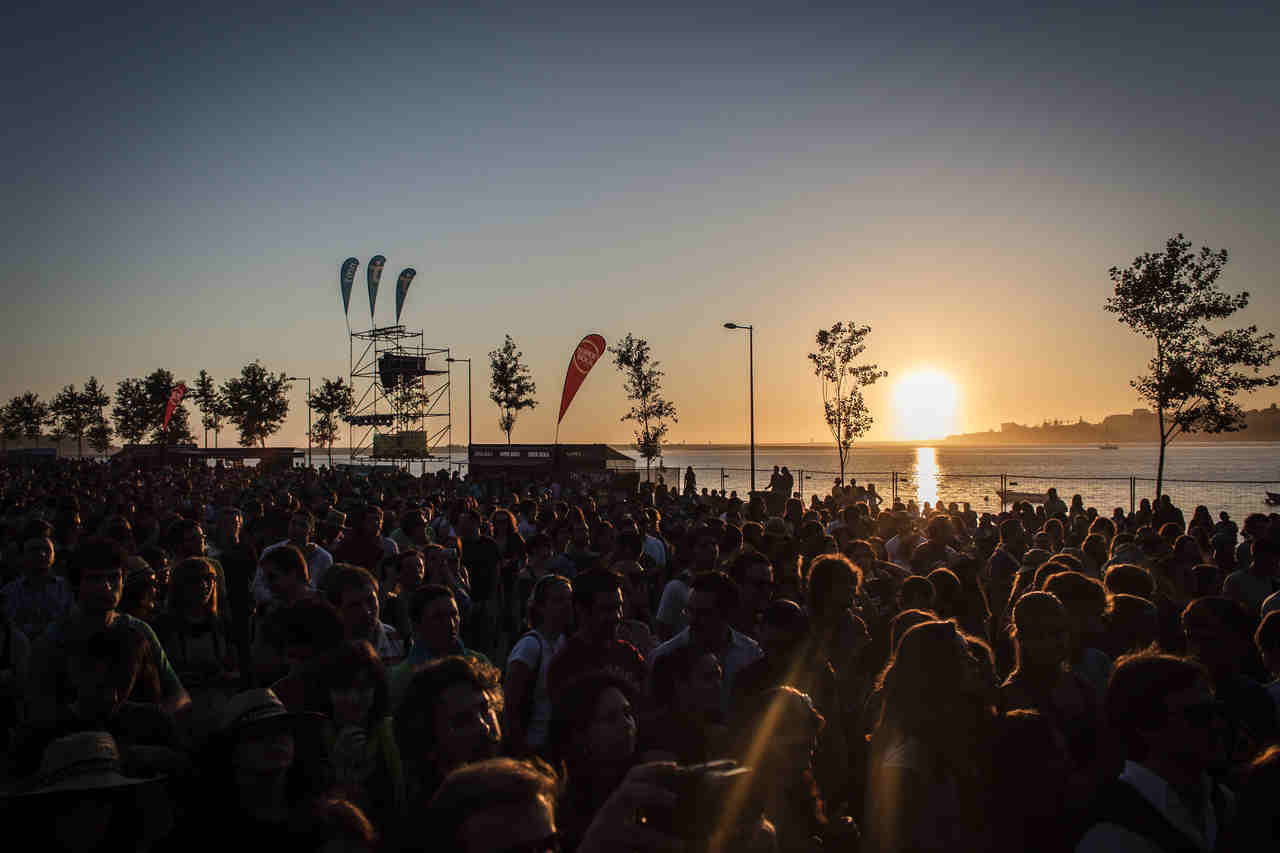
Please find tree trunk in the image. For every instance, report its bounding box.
[1156,407,1167,503]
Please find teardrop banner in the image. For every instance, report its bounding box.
[163,382,187,430]
[339,257,359,316]
[558,334,606,425]
[367,254,386,321]
[394,268,417,324]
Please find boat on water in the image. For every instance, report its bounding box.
[1267,491,1280,506]
[1099,443,1119,450]
[997,489,1047,504]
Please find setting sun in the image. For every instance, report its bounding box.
[893,368,960,441]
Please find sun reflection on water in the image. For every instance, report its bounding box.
[915,446,939,508]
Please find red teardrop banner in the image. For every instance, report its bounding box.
[557,334,606,425]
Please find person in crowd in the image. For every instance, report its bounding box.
[178,688,331,851]
[1104,593,1161,658]
[379,549,425,644]
[614,558,657,656]
[388,584,488,707]
[393,654,503,804]
[548,671,640,848]
[1253,609,1280,709]
[1223,535,1278,615]
[641,643,726,763]
[547,570,646,695]
[5,730,175,852]
[733,686,858,853]
[654,526,719,640]
[504,574,572,756]
[1075,650,1234,853]
[326,565,403,662]
[390,507,433,555]
[28,538,190,722]
[864,619,995,852]
[333,505,397,573]
[726,549,775,640]
[311,639,404,829]
[1181,596,1277,760]
[455,508,504,657]
[649,570,762,715]
[1042,571,1114,697]
[2,521,72,640]
[257,509,334,600]
[990,710,1081,853]
[119,558,160,623]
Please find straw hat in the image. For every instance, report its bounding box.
[14,732,151,797]
[217,688,321,738]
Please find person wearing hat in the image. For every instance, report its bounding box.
[177,688,328,851]
[3,731,172,852]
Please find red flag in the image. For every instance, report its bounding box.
[558,334,606,425]
[164,382,187,429]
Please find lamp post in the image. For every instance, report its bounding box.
[287,376,312,468]
[723,323,755,494]
[446,357,472,465]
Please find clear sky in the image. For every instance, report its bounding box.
[3,1,1277,447]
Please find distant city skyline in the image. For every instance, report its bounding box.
[4,3,1277,448]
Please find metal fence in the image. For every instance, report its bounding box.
[660,466,1280,518]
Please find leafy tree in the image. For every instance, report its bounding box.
[488,335,538,444]
[144,369,196,447]
[222,361,291,447]
[51,384,93,457]
[87,417,112,455]
[609,334,678,480]
[82,377,113,456]
[308,377,356,467]
[1,400,21,451]
[112,378,151,445]
[1105,233,1280,498]
[808,322,887,485]
[8,392,51,448]
[192,369,228,449]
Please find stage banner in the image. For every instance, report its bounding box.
[163,382,187,429]
[557,334,606,425]
[339,257,358,316]
[367,254,386,320]
[394,267,416,324]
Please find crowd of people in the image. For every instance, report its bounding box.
[1,457,1279,852]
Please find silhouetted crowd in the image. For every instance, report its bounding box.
[2,457,1279,852]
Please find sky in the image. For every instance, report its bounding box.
[2,1,1277,449]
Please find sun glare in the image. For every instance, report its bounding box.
[893,368,959,441]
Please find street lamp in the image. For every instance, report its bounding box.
[723,323,755,494]
[446,357,472,464]
[286,376,311,468]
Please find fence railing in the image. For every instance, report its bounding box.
[654,466,1280,517]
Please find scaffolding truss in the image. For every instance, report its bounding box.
[347,325,451,465]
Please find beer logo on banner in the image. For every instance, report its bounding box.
[574,336,603,374]
[339,257,359,316]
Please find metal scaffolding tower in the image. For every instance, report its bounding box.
[347,325,451,468]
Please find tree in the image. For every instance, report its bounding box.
[308,377,356,467]
[8,392,51,448]
[82,377,113,456]
[222,361,291,447]
[192,369,227,449]
[488,335,538,444]
[51,384,93,458]
[808,322,887,485]
[144,369,196,447]
[112,378,151,446]
[1105,233,1280,499]
[609,334,678,480]
[1,400,20,451]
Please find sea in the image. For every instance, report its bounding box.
[315,442,1280,521]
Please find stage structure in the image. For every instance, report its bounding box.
[346,325,452,467]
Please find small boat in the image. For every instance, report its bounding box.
[998,489,1047,504]
[1267,491,1280,506]
[1098,443,1119,450]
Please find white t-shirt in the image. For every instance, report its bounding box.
[506,629,565,749]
